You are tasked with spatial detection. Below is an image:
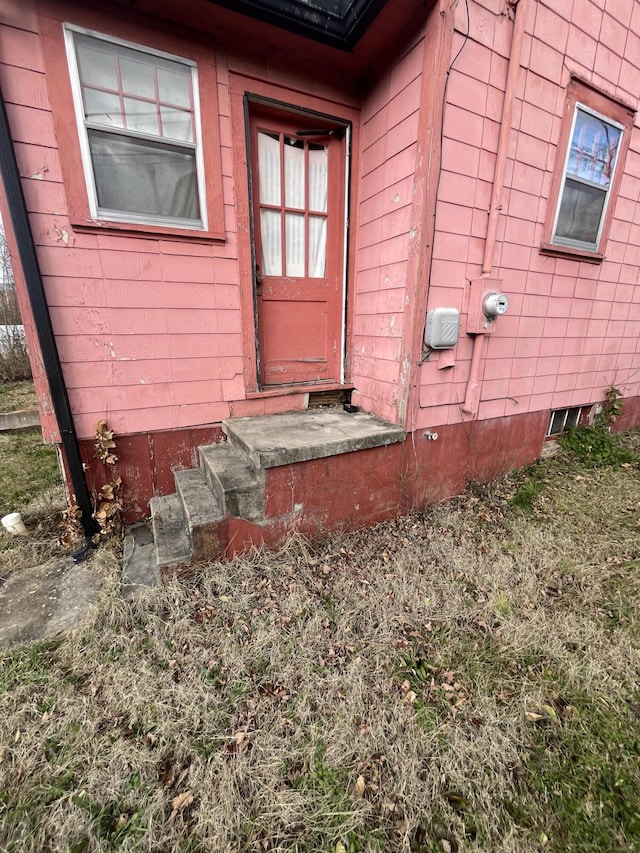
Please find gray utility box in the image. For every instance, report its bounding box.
[424,307,460,349]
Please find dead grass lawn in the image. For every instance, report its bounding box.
[0,434,639,852]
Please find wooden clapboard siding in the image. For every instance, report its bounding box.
[415,0,640,430]
[351,31,425,422]
[2,0,640,459]
[0,1,242,440]
[0,0,368,442]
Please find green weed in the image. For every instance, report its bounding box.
[513,691,640,850]
[559,424,633,468]
[0,432,61,515]
[0,639,63,694]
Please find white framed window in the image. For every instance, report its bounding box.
[550,105,623,252]
[64,25,207,230]
[547,407,582,437]
[542,79,634,261]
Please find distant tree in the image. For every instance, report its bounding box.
[0,221,12,285]
[0,223,31,380]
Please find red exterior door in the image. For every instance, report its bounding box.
[250,106,346,387]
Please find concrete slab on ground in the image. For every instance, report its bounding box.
[0,555,102,647]
[223,408,405,469]
[122,523,160,600]
[0,409,40,432]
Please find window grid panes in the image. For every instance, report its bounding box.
[547,407,582,437]
[257,131,327,279]
[553,106,622,251]
[75,34,195,143]
[67,28,203,227]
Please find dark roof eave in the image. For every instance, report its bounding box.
[206,0,389,50]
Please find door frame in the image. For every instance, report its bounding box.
[229,74,358,396]
[247,96,350,388]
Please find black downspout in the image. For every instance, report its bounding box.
[0,89,97,540]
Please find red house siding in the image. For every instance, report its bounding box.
[416,0,640,431]
[0,0,639,531]
[352,31,425,423]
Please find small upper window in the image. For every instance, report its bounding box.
[551,106,623,251]
[542,79,634,261]
[65,27,206,229]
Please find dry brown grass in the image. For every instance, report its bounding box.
[0,436,639,852]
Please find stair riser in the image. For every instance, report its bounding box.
[149,495,192,569]
[144,412,408,575]
[226,490,265,524]
[191,523,225,563]
[199,448,265,523]
[220,427,260,469]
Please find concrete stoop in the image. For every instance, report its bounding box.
[123,408,404,587]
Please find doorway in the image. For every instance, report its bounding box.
[248,103,348,388]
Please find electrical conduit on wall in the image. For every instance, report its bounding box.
[462,0,527,415]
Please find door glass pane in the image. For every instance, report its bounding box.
[285,140,305,208]
[76,38,119,89]
[88,129,199,220]
[260,209,282,275]
[308,215,327,278]
[258,132,281,206]
[83,88,123,128]
[157,65,191,108]
[286,213,305,277]
[120,56,155,99]
[568,109,621,187]
[123,97,159,136]
[308,145,328,212]
[160,106,193,142]
[555,178,606,246]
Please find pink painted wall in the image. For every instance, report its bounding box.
[0,0,357,442]
[1,0,640,461]
[417,0,640,429]
[0,0,245,441]
[351,32,425,423]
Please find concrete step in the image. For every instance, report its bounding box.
[142,409,406,574]
[222,408,405,469]
[199,442,265,523]
[150,494,192,570]
[174,468,225,561]
[121,522,160,600]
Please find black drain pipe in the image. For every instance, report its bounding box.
[0,90,97,540]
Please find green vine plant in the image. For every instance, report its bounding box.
[599,385,624,426]
[558,386,633,468]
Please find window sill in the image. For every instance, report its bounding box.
[70,217,226,243]
[539,242,603,264]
